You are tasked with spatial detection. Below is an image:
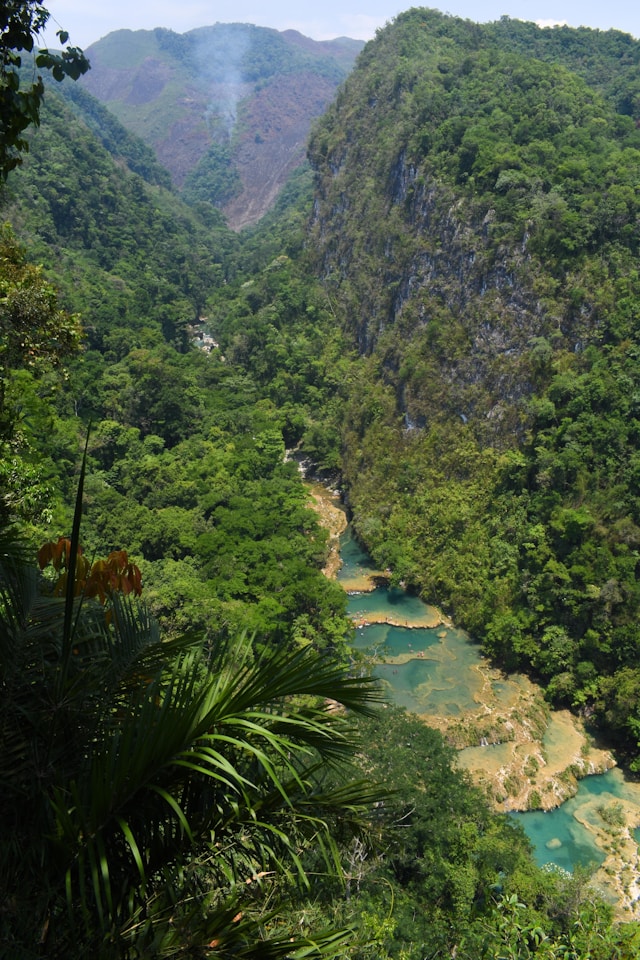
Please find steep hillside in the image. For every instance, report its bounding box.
[3,16,640,958]
[59,80,174,189]
[0,81,354,654]
[2,84,236,356]
[80,24,362,228]
[306,9,640,759]
[309,10,640,442]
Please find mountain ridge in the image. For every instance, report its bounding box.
[304,8,640,760]
[80,23,363,228]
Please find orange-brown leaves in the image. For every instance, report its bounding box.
[38,537,142,604]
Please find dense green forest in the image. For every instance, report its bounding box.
[308,7,640,765]
[4,3,640,957]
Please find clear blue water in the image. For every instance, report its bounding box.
[351,614,487,715]
[348,586,434,622]
[513,756,640,874]
[350,619,442,655]
[511,796,604,873]
[340,527,640,875]
[338,527,373,580]
[376,660,467,716]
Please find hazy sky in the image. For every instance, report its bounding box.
[42,0,639,52]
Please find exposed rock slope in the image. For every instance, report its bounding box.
[81,24,362,228]
[307,9,640,444]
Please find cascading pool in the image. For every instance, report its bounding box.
[339,527,640,880]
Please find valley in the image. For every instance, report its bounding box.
[4,4,640,957]
[79,25,362,228]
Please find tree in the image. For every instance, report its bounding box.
[0,225,81,383]
[0,526,382,957]
[1,0,89,178]
[0,224,81,522]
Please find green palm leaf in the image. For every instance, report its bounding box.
[1,512,383,957]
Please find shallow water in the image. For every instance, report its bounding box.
[338,527,375,580]
[351,620,440,655]
[351,616,487,714]
[340,528,640,875]
[348,587,442,627]
[511,796,605,872]
[457,742,518,776]
[542,713,584,769]
[376,659,465,717]
[510,768,640,872]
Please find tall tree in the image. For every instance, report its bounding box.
[0,225,82,522]
[1,0,89,178]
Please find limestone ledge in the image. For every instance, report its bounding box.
[307,479,640,919]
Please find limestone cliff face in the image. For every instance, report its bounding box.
[309,151,550,442]
[306,9,640,446]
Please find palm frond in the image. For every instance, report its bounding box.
[1,503,384,958]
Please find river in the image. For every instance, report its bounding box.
[309,486,640,918]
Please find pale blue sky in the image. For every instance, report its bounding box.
[42,0,639,52]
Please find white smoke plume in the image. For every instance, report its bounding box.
[193,23,252,139]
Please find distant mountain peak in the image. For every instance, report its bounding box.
[81,23,363,228]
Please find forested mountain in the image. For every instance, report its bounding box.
[1,58,380,957]
[1,80,358,656]
[307,8,640,764]
[79,24,363,228]
[4,5,640,958]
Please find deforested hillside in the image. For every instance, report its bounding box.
[80,24,363,228]
[307,8,640,761]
